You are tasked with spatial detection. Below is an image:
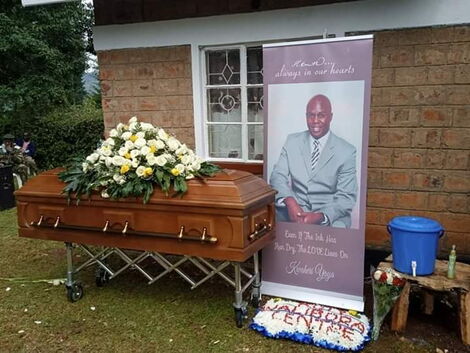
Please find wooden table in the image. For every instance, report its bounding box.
[378,258,470,346]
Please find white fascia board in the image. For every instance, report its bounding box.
[22,0,75,6]
[93,0,470,51]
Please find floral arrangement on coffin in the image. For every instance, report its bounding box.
[59,117,220,203]
[250,298,370,352]
[371,267,406,340]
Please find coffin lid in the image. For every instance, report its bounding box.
[16,168,276,209]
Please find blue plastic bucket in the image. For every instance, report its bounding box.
[388,216,444,276]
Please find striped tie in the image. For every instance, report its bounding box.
[311,139,320,171]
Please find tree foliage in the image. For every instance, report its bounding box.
[0,0,93,118]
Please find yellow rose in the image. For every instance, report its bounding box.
[124,152,131,159]
[144,167,153,177]
[120,165,130,174]
[171,168,180,176]
[130,135,138,142]
[150,145,156,153]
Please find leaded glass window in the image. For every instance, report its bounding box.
[203,46,263,162]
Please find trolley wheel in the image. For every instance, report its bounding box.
[250,286,261,308]
[234,307,247,328]
[95,268,110,287]
[66,283,83,302]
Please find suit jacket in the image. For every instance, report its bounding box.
[270,131,357,228]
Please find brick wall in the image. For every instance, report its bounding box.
[97,45,195,147]
[366,25,470,253]
[96,25,470,253]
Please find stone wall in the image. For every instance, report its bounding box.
[366,25,470,252]
[97,45,195,147]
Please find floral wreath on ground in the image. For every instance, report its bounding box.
[250,298,370,352]
[59,116,220,203]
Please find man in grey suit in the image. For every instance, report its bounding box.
[270,94,357,228]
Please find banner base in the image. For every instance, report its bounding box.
[261,281,364,312]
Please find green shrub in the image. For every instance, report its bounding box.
[0,99,103,170]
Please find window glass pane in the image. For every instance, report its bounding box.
[208,125,242,159]
[247,46,263,84]
[248,124,264,160]
[206,49,240,85]
[247,87,263,122]
[207,88,241,122]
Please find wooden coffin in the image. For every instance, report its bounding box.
[16,169,276,262]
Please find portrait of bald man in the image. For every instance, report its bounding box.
[270,94,358,228]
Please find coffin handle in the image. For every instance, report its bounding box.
[53,216,60,228]
[35,215,44,227]
[248,219,272,241]
[178,226,184,239]
[122,221,129,235]
[103,220,110,232]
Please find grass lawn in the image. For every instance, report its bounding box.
[0,208,459,352]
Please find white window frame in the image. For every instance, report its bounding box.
[200,44,264,164]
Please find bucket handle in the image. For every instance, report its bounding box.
[438,229,445,238]
[387,225,392,235]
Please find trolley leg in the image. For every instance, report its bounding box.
[64,242,83,302]
[233,262,247,328]
[250,251,261,308]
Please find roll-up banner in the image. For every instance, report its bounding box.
[262,35,373,311]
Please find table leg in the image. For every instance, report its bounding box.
[391,281,411,332]
[421,290,434,315]
[459,291,469,346]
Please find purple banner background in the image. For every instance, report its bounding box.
[262,37,373,298]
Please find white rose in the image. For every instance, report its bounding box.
[116,123,124,132]
[113,174,125,184]
[386,273,393,285]
[118,147,128,156]
[146,155,157,166]
[129,116,137,124]
[141,122,153,131]
[155,140,165,149]
[121,132,132,140]
[99,146,112,157]
[175,164,185,174]
[140,146,151,155]
[166,137,180,151]
[163,153,175,163]
[124,140,134,149]
[136,131,145,138]
[373,271,382,281]
[191,161,201,171]
[136,166,146,177]
[86,153,100,164]
[131,159,139,168]
[147,139,157,147]
[101,190,110,198]
[185,174,194,180]
[105,137,115,146]
[129,122,137,131]
[82,162,89,172]
[105,157,113,168]
[176,145,188,155]
[181,155,192,165]
[112,155,125,166]
[134,137,146,148]
[109,129,118,137]
[130,149,140,159]
[158,129,169,141]
[155,155,167,167]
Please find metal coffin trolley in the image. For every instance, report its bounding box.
[15,169,276,327]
